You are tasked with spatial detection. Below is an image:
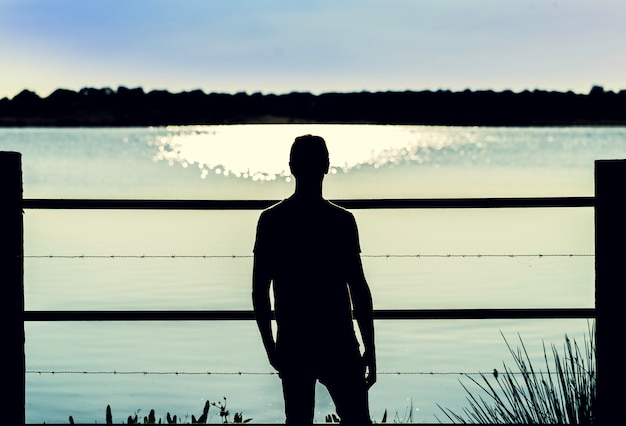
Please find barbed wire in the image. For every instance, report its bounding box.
[22,253,594,259]
[25,369,590,377]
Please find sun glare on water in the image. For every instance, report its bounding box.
[150,124,444,181]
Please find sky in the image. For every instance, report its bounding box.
[1,0,625,100]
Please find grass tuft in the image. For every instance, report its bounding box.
[437,321,595,424]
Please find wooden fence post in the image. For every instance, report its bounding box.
[595,159,625,425]
[1,152,25,424]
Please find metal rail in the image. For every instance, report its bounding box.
[22,196,595,210]
[24,308,595,322]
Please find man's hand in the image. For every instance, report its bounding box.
[363,350,377,389]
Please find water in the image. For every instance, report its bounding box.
[2,124,623,423]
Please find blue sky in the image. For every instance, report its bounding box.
[1,0,625,99]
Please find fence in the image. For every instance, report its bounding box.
[3,151,623,425]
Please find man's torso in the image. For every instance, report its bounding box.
[254,197,361,352]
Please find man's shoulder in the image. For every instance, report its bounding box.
[259,199,289,220]
[324,200,357,225]
[325,200,353,215]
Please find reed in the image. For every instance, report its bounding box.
[437,322,596,424]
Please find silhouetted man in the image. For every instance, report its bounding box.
[253,135,376,425]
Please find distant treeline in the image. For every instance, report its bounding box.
[1,85,625,126]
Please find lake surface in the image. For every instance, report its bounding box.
[2,124,622,423]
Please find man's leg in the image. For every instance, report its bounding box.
[280,368,317,425]
[323,376,371,425]
[319,350,372,425]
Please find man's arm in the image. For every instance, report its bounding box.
[252,253,280,371]
[347,253,376,389]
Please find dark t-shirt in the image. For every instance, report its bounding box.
[254,197,361,354]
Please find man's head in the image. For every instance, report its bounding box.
[289,134,330,179]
